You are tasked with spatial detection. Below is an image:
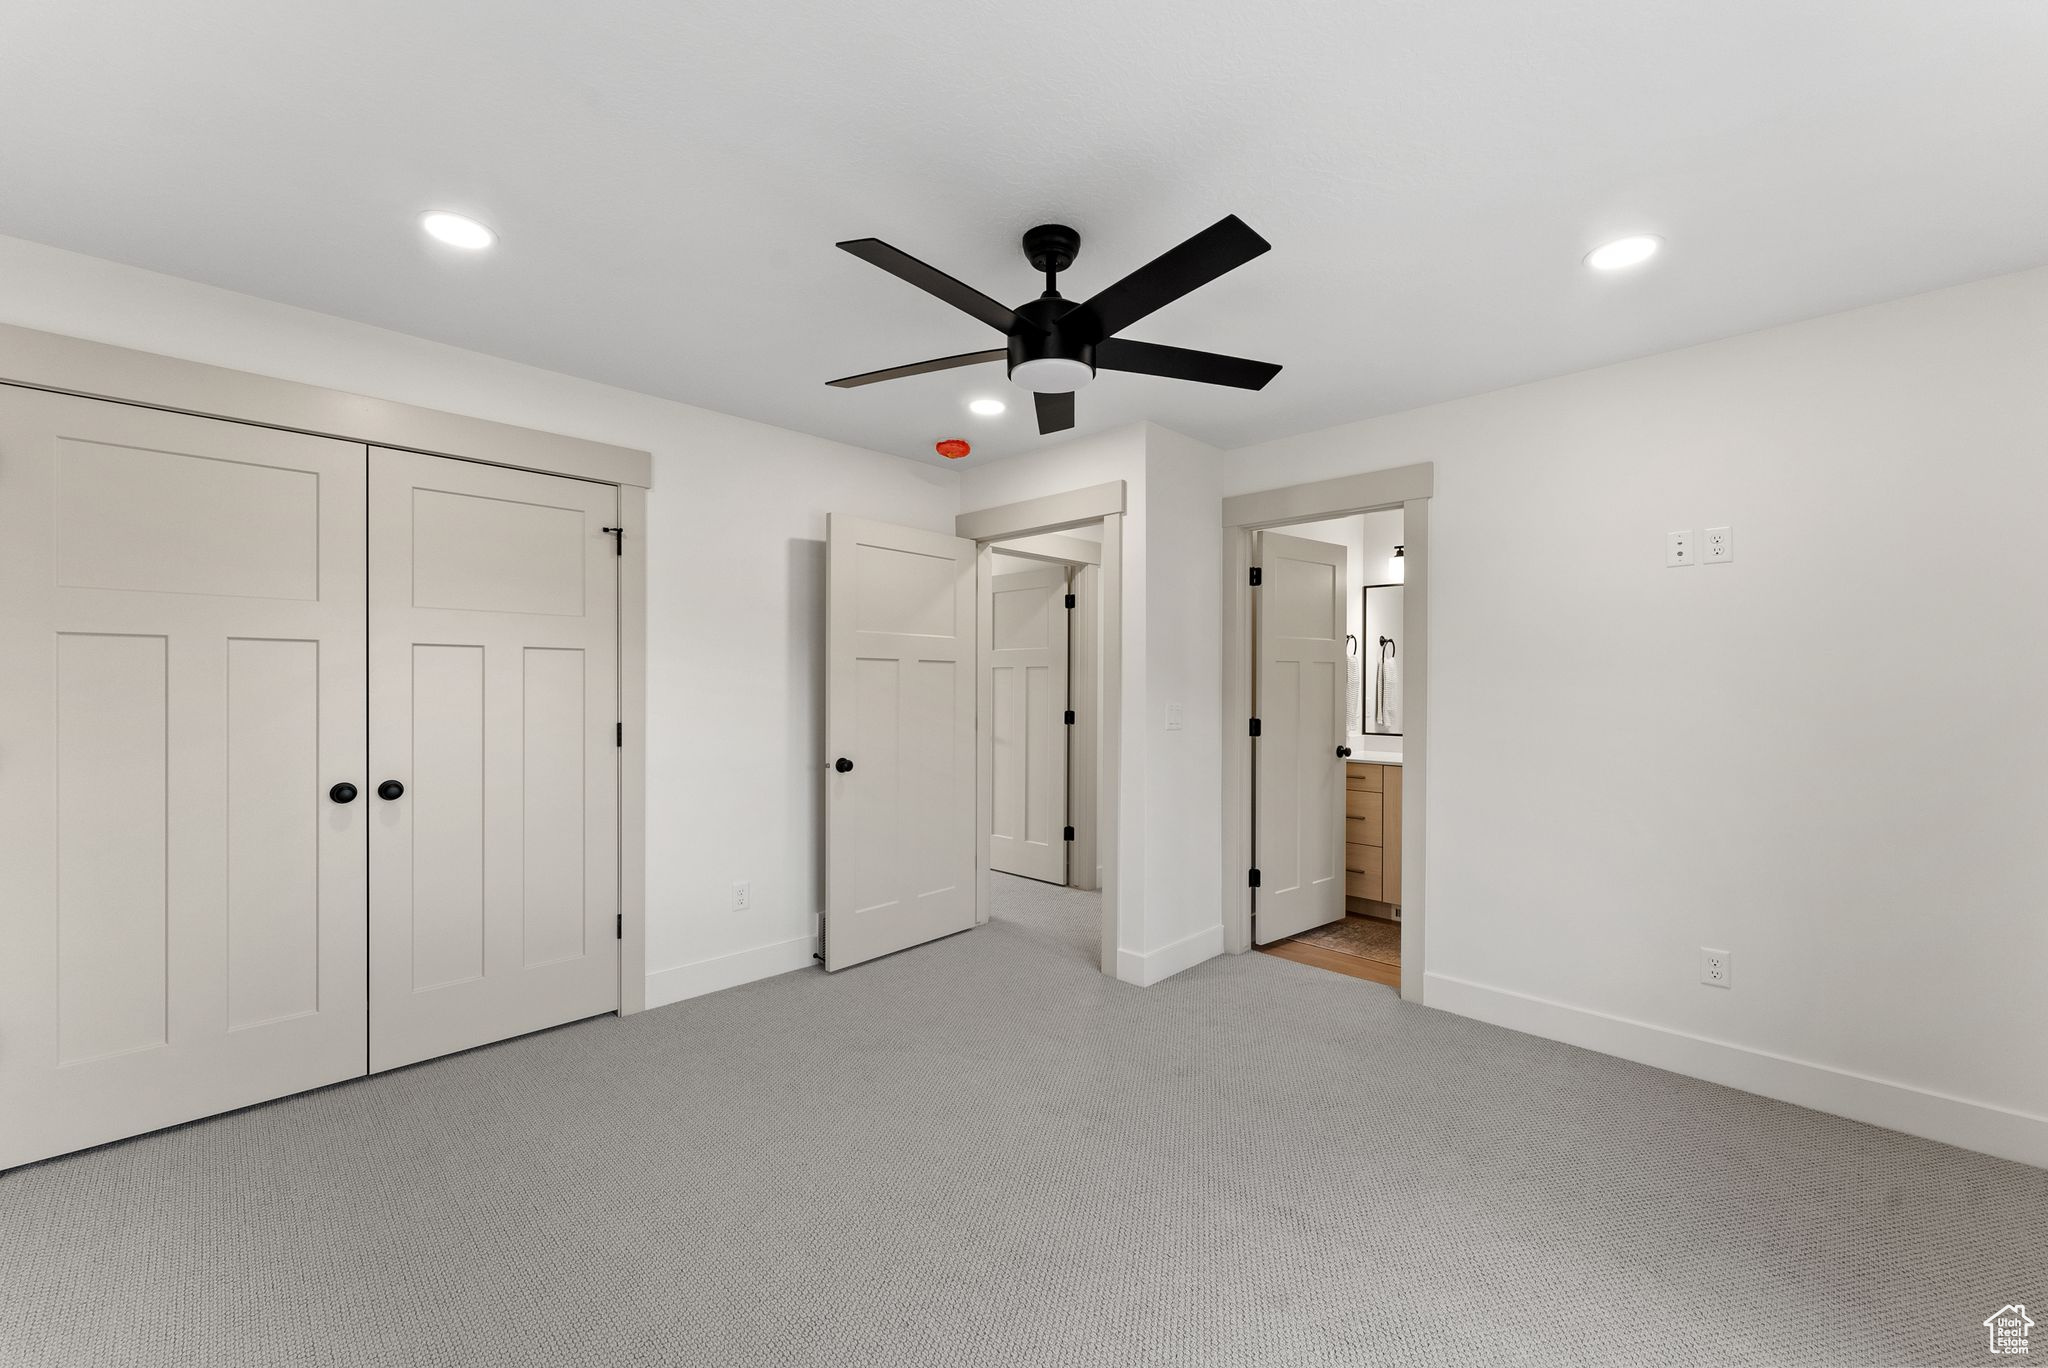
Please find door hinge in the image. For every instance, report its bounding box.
[616,722,623,747]
[1248,717,1261,737]
[615,913,623,940]
[1064,592,1076,609]
[1064,709,1076,725]
[1248,566,1262,587]
[1248,868,1262,888]
[601,526,625,556]
[1063,825,1075,842]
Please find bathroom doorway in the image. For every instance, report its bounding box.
[1244,510,1406,987]
[1219,461,1432,1002]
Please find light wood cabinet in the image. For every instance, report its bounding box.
[1344,761,1401,910]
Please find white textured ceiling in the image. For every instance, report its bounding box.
[2,1,2044,465]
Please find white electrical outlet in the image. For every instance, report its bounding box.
[1667,530,1694,567]
[733,880,750,912]
[1165,703,1183,732]
[1704,526,1732,563]
[1701,948,1732,988]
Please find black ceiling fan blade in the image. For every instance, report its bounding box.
[826,348,1006,389]
[1068,215,1271,342]
[1095,338,1282,391]
[836,238,1037,335]
[1034,390,1075,435]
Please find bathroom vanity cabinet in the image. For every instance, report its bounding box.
[1345,761,1402,911]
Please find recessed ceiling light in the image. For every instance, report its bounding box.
[1585,235,1661,271]
[968,397,1007,416]
[420,211,496,250]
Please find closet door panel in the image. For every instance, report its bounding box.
[0,388,368,1171]
[369,449,620,1073]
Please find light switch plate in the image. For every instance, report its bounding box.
[1704,526,1732,563]
[1667,530,1693,567]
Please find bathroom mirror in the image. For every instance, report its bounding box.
[1361,583,1404,735]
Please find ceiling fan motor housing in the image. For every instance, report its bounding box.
[1007,296,1096,392]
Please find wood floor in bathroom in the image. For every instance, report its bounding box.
[1258,913,1402,988]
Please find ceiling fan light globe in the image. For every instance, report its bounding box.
[1009,357,1095,394]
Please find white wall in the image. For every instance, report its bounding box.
[1138,426,1227,976]
[1226,265,2048,1164]
[0,234,960,1005]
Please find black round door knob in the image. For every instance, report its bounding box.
[377,780,406,801]
[833,758,854,774]
[328,782,359,804]
[1336,746,1353,758]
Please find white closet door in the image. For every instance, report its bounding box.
[0,389,367,1170]
[1253,530,1349,944]
[988,565,1071,884]
[368,449,620,1072]
[824,515,977,971]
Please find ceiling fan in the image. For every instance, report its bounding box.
[826,216,1281,436]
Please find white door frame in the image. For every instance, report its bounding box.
[0,321,656,1016]
[1222,463,1433,1002]
[958,482,1125,978]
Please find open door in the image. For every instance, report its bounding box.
[989,564,1071,884]
[824,515,978,970]
[1253,530,1349,944]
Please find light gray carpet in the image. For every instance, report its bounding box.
[2,875,2041,1367]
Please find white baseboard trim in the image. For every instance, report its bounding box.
[1424,972,2048,1170]
[1118,923,1225,988]
[645,934,817,1010]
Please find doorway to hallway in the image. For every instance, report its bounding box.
[985,529,1104,894]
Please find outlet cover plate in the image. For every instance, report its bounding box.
[1701,947,1732,988]
[1704,526,1732,563]
[1667,530,1694,567]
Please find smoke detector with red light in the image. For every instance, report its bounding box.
[935,439,970,459]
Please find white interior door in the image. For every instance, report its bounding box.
[0,389,367,1169]
[369,448,620,1072]
[989,565,1071,884]
[1253,530,1349,944]
[824,515,977,970]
